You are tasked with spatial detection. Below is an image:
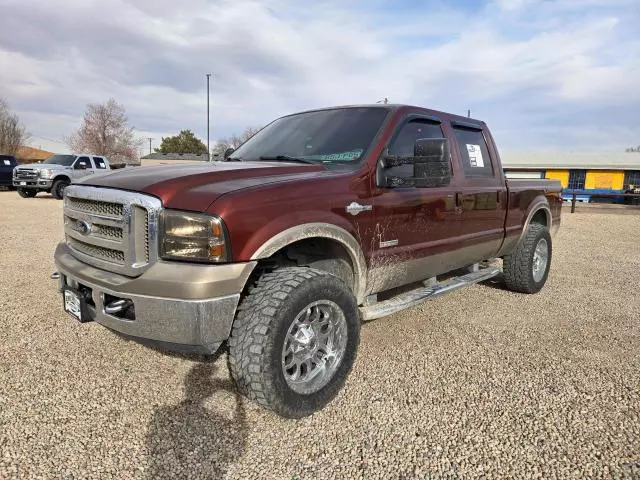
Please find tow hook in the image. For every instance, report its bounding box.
[104,299,133,315]
[51,271,60,280]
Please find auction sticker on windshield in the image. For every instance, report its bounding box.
[466,144,484,168]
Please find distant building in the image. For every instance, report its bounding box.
[140,152,209,166]
[15,146,54,164]
[501,150,640,202]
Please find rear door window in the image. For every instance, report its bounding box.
[452,126,494,178]
[94,157,107,169]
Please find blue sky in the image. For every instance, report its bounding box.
[0,0,638,155]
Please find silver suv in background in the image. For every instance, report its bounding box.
[13,154,110,199]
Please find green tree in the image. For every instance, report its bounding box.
[155,129,207,154]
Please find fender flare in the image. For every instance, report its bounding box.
[518,198,552,246]
[250,222,368,304]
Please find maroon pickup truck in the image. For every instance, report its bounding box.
[53,104,562,418]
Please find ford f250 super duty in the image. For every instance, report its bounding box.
[14,153,110,199]
[53,104,562,418]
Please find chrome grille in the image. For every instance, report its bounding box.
[66,236,125,264]
[143,211,150,261]
[65,215,123,240]
[63,185,162,277]
[15,168,38,180]
[67,197,123,217]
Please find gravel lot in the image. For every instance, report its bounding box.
[1,191,639,479]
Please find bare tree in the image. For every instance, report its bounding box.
[211,126,261,159]
[0,97,30,155]
[65,98,143,164]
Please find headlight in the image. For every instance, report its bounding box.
[159,210,229,262]
[39,169,54,179]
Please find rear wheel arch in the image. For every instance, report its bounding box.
[521,199,552,238]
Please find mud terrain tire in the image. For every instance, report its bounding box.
[228,267,360,418]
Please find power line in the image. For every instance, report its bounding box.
[29,134,67,145]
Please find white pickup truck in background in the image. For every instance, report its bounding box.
[13,154,111,199]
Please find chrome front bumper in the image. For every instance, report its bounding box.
[54,242,256,354]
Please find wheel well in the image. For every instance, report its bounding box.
[530,209,548,227]
[53,175,71,184]
[255,238,355,291]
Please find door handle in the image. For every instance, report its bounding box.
[454,192,463,213]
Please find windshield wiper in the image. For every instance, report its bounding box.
[258,155,317,165]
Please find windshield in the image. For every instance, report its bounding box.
[229,107,389,166]
[43,154,76,166]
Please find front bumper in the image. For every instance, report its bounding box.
[13,178,52,189]
[54,242,256,354]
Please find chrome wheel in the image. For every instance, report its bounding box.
[281,300,348,395]
[532,238,549,282]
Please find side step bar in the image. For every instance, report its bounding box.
[359,266,500,321]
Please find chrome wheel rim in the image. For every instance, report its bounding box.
[281,300,348,395]
[532,238,549,282]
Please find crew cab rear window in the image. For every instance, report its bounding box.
[94,157,107,169]
[452,126,494,178]
[387,119,444,178]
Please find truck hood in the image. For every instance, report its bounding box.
[18,163,69,171]
[77,161,328,211]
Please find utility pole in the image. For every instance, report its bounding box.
[467,109,471,118]
[147,137,152,155]
[206,73,212,162]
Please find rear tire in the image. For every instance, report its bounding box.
[52,179,70,200]
[228,267,360,418]
[503,223,551,294]
[17,188,37,198]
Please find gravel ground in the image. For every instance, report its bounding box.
[1,191,639,479]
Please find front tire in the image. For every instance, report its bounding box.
[17,188,37,198]
[52,179,70,200]
[228,267,360,418]
[502,223,552,294]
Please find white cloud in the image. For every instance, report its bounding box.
[0,0,638,152]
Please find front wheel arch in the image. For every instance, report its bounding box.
[51,176,71,199]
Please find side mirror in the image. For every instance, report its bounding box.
[223,147,235,160]
[378,138,451,188]
[75,163,87,170]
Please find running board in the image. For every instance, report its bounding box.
[359,267,500,321]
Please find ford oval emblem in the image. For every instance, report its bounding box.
[76,220,92,235]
